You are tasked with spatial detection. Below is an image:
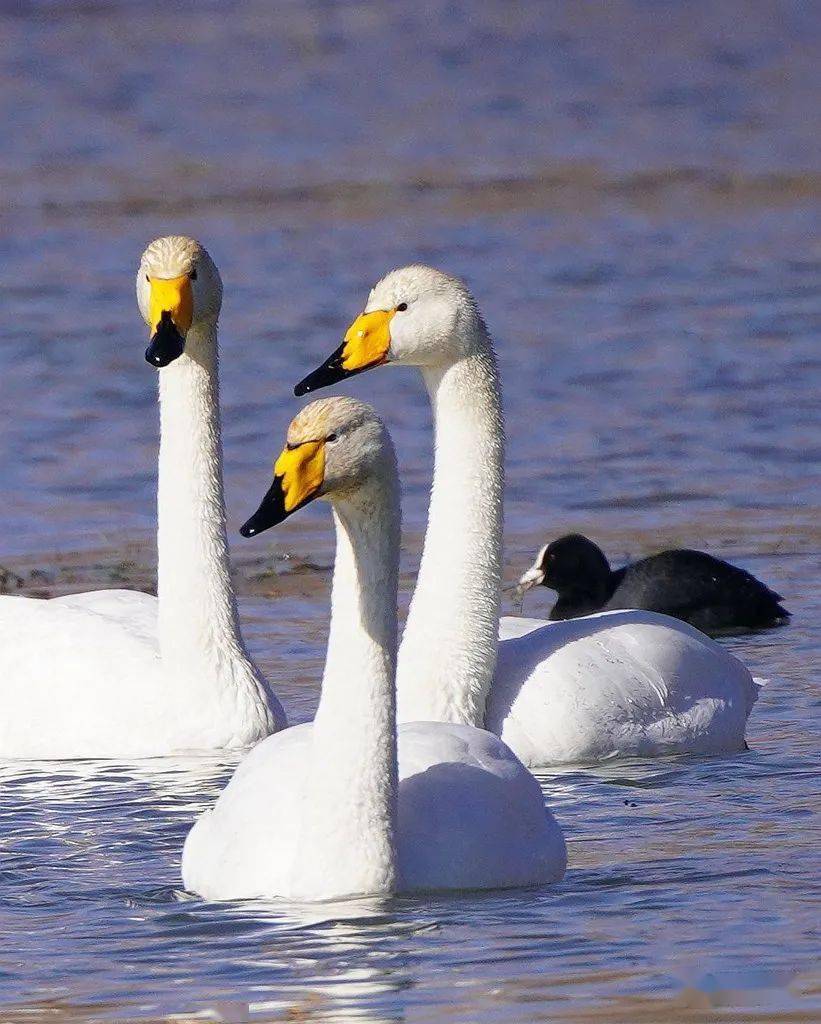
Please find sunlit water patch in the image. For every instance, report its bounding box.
[0,728,817,1022]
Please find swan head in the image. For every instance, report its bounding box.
[516,534,612,597]
[240,397,395,537]
[294,265,483,395]
[137,236,223,368]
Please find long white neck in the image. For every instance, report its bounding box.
[396,337,504,727]
[293,476,400,900]
[155,322,269,701]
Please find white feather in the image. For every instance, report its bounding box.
[362,266,759,766]
[0,239,284,758]
[183,400,565,901]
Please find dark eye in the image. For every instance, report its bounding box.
[145,274,150,282]
[327,433,338,443]
[396,302,408,312]
[190,268,198,281]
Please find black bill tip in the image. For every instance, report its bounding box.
[294,343,354,397]
[145,311,186,368]
[240,477,290,538]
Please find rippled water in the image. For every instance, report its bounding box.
[0,2,819,1021]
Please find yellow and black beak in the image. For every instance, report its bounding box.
[145,275,193,368]
[240,440,326,537]
[294,309,394,396]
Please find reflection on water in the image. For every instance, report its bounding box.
[1,726,818,1022]
[0,0,819,1021]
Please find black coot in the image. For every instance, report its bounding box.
[517,533,790,636]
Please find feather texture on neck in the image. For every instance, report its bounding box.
[291,476,401,899]
[397,326,504,727]
[156,320,281,729]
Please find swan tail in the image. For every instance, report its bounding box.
[746,675,769,716]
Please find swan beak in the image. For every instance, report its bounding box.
[240,440,326,536]
[239,478,288,537]
[294,309,394,396]
[145,275,193,368]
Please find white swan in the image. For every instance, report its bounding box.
[0,236,284,758]
[293,265,759,766]
[182,397,565,901]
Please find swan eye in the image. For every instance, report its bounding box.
[189,269,198,281]
[326,433,338,443]
[145,274,150,282]
[396,302,408,312]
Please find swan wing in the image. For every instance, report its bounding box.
[182,721,566,900]
[182,723,312,900]
[397,721,566,891]
[0,592,163,757]
[52,589,159,645]
[490,610,759,766]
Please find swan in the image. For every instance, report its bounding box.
[293,265,759,766]
[0,236,284,758]
[182,397,565,900]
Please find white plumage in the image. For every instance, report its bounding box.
[0,237,284,758]
[296,265,759,766]
[0,590,278,758]
[183,720,565,899]
[182,398,565,901]
[491,611,759,764]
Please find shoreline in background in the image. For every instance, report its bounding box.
[2,511,815,603]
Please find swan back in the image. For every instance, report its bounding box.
[491,610,759,765]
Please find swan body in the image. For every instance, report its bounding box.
[183,719,564,899]
[183,398,565,901]
[294,265,758,766]
[492,611,759,764]
[0,590,277,758]
[0,237,284,758]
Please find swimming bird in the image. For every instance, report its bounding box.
[182,397,565,901]
[0,237,284,758]
[516,534,790,636]
[292,265,759,766]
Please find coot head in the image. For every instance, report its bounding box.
[517,534,612,596]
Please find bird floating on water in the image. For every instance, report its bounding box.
[516,533,790,637]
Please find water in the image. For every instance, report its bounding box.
[0,1,819,1020]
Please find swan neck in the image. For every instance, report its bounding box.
[295,476,400,898]
[397,334,504,727]
[155,322,255,679]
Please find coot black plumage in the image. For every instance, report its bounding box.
[516,534,790,636]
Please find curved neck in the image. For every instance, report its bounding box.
[294,477,400,900]
[396,338,504,727]
[155,322,255,679]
